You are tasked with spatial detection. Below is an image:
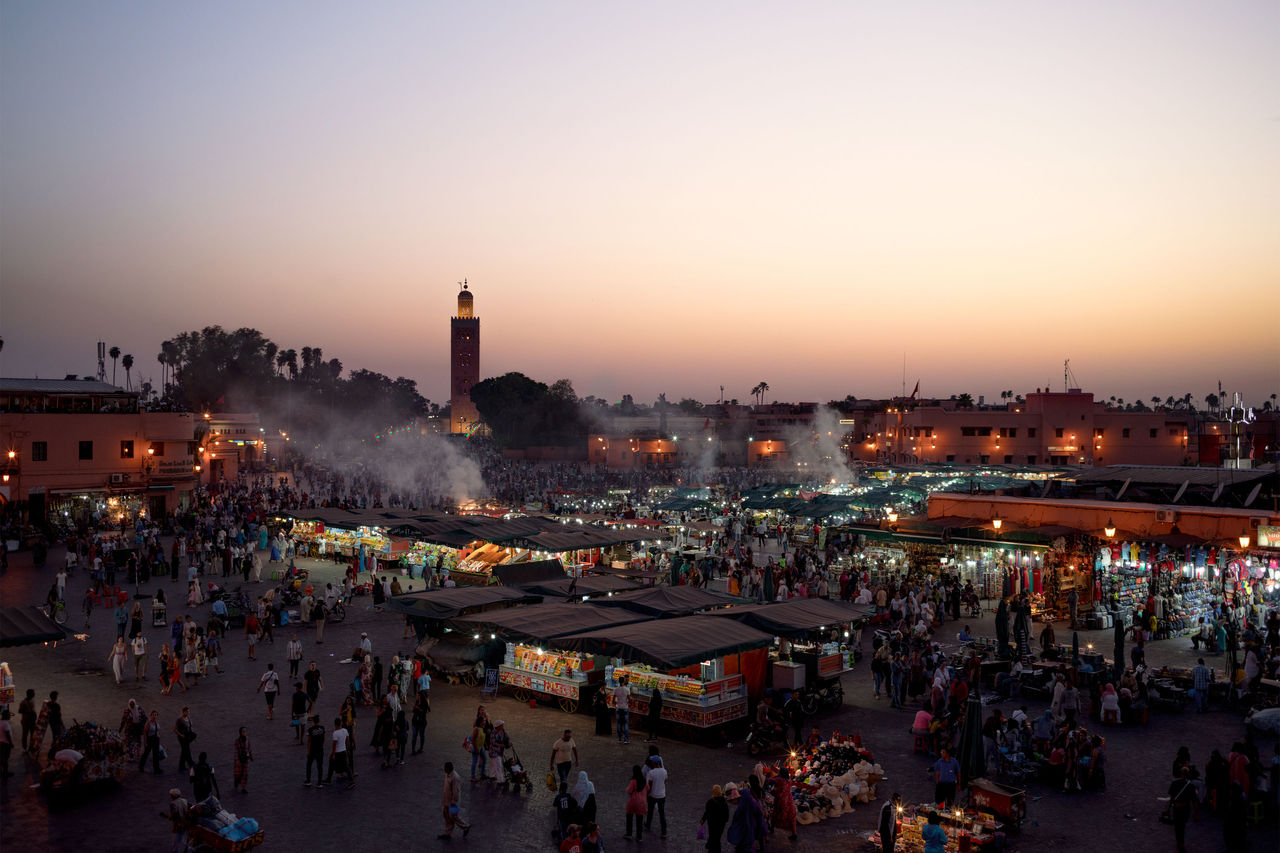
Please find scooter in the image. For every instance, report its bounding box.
[800,678,845,716]
[745,719,787,756]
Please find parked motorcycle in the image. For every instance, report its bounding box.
[745,719,787,756]
[800,678,844,716]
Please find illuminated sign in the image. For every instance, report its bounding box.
[1259,525,1280,549]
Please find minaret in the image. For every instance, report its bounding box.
[450,280,480,433]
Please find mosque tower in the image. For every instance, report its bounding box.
[449,280,480,433]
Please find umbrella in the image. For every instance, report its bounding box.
[1113,615,1126,682]
[957,680,986,783]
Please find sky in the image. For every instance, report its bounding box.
[2,1,1277,409]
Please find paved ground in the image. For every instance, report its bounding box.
[1,542,1277,853]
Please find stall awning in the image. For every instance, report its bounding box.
[705,599,877,638]
[517,575,641,599]
[383,587,542,620]
[451,602,647,644]
[0,606,68,647]
[591,586,752,618]
[553,614,775,670]
[490,559,567,586]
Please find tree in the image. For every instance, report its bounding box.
[122,354,134,390]
[759,382,769,405]
[156,351,167,392]
[956,393,974,409]
[1205,393,1219,414]
[109,346,121,385]
[677,397,704,416]
[470,372,588,449]
[1151,396,1161,409]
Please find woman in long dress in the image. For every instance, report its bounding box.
[107,637,128,684]
[770,770,798,840]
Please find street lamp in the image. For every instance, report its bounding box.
[887,509,899,524]
[1239,535,1250,549]
[1104,519,1116,538]
[992,512,1002,531]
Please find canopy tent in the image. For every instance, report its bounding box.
[451,602,647,643]
[517,575,642,599]
[489,559,567,586]
[652,497,712,512]
[0,606,68,647]
[705,598,877,638]
[382,587,542,621]
[591,586,751,618]
[554,614,775,670]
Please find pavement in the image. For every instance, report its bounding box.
[0,541,1276,853]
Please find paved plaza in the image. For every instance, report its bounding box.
[1,542,1276,853]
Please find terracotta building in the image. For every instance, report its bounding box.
[1,378,198,525]
[855,389,1198,467]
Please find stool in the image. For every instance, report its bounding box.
[913,733,929,754]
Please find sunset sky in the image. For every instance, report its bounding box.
[2,2,1277,408]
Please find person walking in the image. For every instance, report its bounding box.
[1190,658,1212,713]
[286,634,303,678]
[700,784,729,853]
[644,687,664,743]
[410,691,428,755]
[256,663,280,720]
[18,689,36,754]
[614,676,630,744]
[438,761,472,839]
[877,792,902,853]
[644,754,669,838]
[232,727,253,793]
[108,636,128,684]
[139,710,163,774]
[132,632,149,681]
[0,709,15,778]
[189,751,220,802]
[303,716,325,787]
[290,683,309,743]
[623,765,648,841]
[1168,765,1197,852]
[302,661,324,711]
[727,779,767,853]
[173,707,197,771]
[313,598,326,644]
[550,729,579,785]
[932,747,960,807]
[167,788,190,853]
[325,714,354,788]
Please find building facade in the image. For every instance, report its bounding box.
[450,283,480,434]
[856,390,1198,467]
[1,379,198,525]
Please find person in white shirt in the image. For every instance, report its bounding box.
[643,754,669,838]
[131,633,149,680]
[326,716,353,787]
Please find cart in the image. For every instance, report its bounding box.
[152,601,168,628]
[186,824,266,853]
[968,777,1027,827]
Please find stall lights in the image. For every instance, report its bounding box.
[991,513,1002,531]
[1104,519,1116,538]
[887,510,899,524]
[1239,535,1250,549]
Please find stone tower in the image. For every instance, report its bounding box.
[450,281,480,433]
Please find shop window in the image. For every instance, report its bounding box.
[1003,455,1013,464]
[945,455,956,463]
[1149,428,1158,438]
[1055,428,1064,438]
[999,427,1018,438]
[1027,428,1037,438]
[979,454,990,464]
[32,441,48,462]
[1122,428,1131,438]
[1026,455,1037,465]
[78,440,93,460]
[120,440,134,459]
[961,427,992,437]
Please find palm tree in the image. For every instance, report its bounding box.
[758,381,769,405]
[956,393,974,409]
[122,353,134,390]
[284,349,298,381]
[1151,396,1161,409]
[156,352,167,392]
[275,350,289,377]
[1166,396,1176,409]
[108,346,121,385]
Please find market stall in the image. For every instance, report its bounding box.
[516,575,641,600]
[555,615,774,732]
[749,733,884,827]
[39,721,127,804]
[591,586,750,618]
[0,605,68,648]
[868,801,1009,852]
[452,602,647,712]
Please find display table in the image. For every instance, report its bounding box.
[498,644,595,712]
[605,666,747,728]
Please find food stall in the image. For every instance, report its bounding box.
[554,614,775,733]
[707,599,876,694]
[40,721,127,803]
[868,801,1008,852]
[453,602,647,713]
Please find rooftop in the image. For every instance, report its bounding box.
[0,377,131,394]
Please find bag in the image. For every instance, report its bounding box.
[546,770,558,792]
[1158,807,1173,825]
[462,736,473,753]
[448,804,460,816]
[696,823,707,840]
[159,745,168,760]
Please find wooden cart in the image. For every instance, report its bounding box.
[968,777,1027,827]
[186,825,266,853]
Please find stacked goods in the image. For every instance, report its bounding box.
[55,721,125,782]
[753,734,886,826]
[190,797,262,843]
